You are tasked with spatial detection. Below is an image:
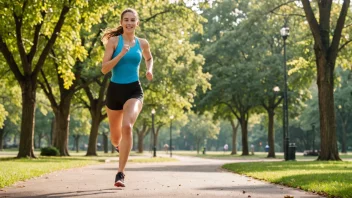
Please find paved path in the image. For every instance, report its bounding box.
[0,155,325,198]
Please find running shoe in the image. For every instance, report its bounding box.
[114,172,125,187]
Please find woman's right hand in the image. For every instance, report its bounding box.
[120,44,130,56]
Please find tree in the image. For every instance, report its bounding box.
[181,112,220,154]
[301,0,350,160]
[0,1,73,157]
[37,1,125,156]
[80,75,109,156]
[70,107,91,153]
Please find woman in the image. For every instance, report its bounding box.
[101,8,153,187]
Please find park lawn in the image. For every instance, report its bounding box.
[0,157,102,188]
[172,151,352,160]
[0,155,177,189]
[223,161,352,198]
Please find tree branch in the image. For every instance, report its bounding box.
[329,0,350,62]
[13,10,30,74]
[266,0,296,14]
[33,4,70,77]
[74,74,101,92]
[0,35,23,81]
[268,10,305,18]
[81,78,94,103]
[141,10,171,23]
[39,69,58,108]
[28,10,46,63]
[338,39,352,52]
[78,97,90,109]
[301,0,324,50]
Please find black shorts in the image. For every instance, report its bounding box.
[106,81,143,110]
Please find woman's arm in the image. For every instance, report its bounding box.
[140,39,153,81]
[101,37,129,75]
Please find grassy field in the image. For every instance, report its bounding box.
[223,161,352,198]
[0,150,177,189]
[171,150,352,161]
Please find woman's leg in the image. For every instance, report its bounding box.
[118,98,142,173]
[106,108,123,148]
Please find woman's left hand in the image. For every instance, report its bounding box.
[146,70,153,81]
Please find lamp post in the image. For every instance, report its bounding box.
[280,25,290,161]
[170,115,174,157]
[151,109,156,157]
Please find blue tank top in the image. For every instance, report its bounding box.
[111,35,142,84]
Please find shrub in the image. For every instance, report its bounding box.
[40,146,59,156]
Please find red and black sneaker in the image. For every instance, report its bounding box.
[114,172,125,187]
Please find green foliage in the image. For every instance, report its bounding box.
[129,1,211,130]
[0,74,21,129]
[70,108,91,136]
[0,104,8,129]
[181,112,220,152]
[40,146,59,156]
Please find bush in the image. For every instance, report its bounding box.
[40,146,59,156]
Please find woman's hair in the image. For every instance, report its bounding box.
[101,8,139,45]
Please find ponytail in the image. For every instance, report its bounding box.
[101,26,123,45]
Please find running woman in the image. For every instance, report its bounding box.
[101,8,153,187]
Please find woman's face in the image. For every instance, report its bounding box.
[121,11,139,33]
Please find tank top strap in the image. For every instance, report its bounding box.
[135,37,141,50]
[118,35,123,47]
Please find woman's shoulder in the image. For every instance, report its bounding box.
[137,38,150,48]
[107,36,119,49]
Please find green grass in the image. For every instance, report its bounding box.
[172,151,352,160]
[0,150,145,158]
[0,151,177,189]
[0,156,101,188]
[223,161,352,198]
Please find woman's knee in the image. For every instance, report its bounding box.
[122,123,133,135]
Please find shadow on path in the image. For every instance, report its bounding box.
[7,188,122,198]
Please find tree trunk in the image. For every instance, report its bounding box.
[72,135,80,153]
[76,135,80,153]
[230,119,239,155]
[137,132,145,153]
[111,143,115,153]
[17,81,36,158]
[53,104,71,156]
[341,119,347,153]
[103,133,108,153]
[316,62,340,160]
[86,116,101,156]
[240,117,249,155]
[267,110,276,158]
[50,117,55,146]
